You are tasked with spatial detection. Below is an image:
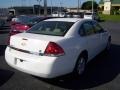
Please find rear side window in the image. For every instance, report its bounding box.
[92,22,104,33]
[82,22,95,36]
[27,21,74,36]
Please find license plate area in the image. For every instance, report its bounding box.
[14,58,26,65]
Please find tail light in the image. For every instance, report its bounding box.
[44,42,65,56]
[10,24,30,36]
[15,24,30,31]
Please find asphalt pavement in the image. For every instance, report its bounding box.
[0,21,120,90]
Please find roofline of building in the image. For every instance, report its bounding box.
[99,0,120,5]
[112,4,120,6]
[99,3,120,6]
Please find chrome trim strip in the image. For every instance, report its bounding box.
[8,45,64,57]
[8,45,43,56]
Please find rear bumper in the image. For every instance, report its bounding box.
[5,47,72,78]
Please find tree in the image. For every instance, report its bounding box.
[81,1,98,10]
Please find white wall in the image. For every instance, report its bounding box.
[104,2,111,11]
[103,1,111,14]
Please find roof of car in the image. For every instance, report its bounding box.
[44,18,84,22]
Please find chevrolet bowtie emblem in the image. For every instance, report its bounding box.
[21,42,26,46]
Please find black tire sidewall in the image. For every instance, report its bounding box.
[73,55,87,77]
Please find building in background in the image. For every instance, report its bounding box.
[66,7,91,13]
[8,6,33,15]
[99,0,120,14]
[8,5,66,16]
[0,8,9,19]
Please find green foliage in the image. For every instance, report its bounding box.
[111,10,120,15]
[99,14,120,22]
[81,1,98,10]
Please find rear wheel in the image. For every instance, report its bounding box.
[105,37,111,51]
[74,55,87,76]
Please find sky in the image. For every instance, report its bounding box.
[0,0,100,8]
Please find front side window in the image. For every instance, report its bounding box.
[27,21,74,36]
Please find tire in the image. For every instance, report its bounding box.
[74,55,87,76]
[105,38,111,52]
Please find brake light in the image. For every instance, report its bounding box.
[18,25,29,30]
[44,42,64,56]
[14,24,30,31]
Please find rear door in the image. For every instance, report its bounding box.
[92,21,108,51]
[79,21,100,60]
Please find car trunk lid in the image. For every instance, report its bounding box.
[10,33,64,55]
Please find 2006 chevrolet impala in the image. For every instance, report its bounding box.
[5,18,111,78]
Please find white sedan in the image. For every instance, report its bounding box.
[5,18,111,78]
[84,12,100,21]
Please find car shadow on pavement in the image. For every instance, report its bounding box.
[36,44,120,89]
[0,69,14,86]
[0,45,7,56]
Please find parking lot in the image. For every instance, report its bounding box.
[0,21,120,90]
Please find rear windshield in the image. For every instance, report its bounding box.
[27,21,74,36]
[15,16,36,23]
[26,17,42,25]
[16,16,30,22]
